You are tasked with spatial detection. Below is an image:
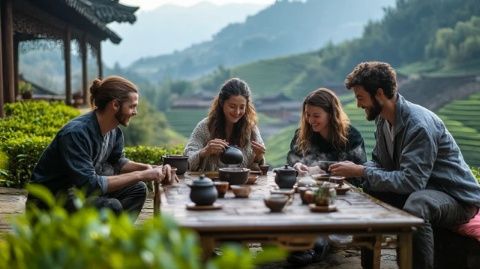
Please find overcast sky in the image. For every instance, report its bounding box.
[120,0,275,11]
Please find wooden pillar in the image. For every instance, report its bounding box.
[0,2,4,117]
[2,0,15,103]
[14,37,19,99]
[96,41,103,78]
[80,36,88,106]
[63,26,72,105]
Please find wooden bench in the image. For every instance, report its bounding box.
[434,227,480,269]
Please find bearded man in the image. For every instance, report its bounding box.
[330,61,480,269]
[28,76,170,219]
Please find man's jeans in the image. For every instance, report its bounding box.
[92,181,147,219]
[361,189,478,269]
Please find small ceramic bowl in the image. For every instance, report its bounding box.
[214,181,229,198]
[329,176,345,187]
[246,174,259,184]
[259,164,270,175]
[231,185,252,198]
[264,194,289,212]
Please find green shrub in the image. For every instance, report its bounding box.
[0,185,284,268]
[125,145,184,165]
[0,101,79,143]
[1,137,52,187]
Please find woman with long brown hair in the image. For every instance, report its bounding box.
[288,88,366,173]
[184,78,265,171]
[286,88,366,266]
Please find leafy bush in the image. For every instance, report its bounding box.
[124,145,184,165]
[0,101,79,142]
[1,137,52,187]
[0,185,284,268]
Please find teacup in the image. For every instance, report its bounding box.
[214,181,229,198]
[264,194,289,212]
[231,185,251,198]
[329,176,345,187]
[259,164,270,175]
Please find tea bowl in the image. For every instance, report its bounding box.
[214,181,229,198]
[264,194,289,212]
[259,164,270,175]
[231,185,252,198]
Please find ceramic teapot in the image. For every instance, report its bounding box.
[220,145,243,165]
[273,164,298,189]
[188,175,218,206]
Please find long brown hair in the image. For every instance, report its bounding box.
[296,88,350,152]
[89,75,138,110]
[207,78,257,147]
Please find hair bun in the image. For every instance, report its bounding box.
[90,78,102,95]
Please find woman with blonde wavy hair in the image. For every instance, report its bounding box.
[285,87,367,265]
[184,78,265,171]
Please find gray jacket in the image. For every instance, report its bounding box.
[364,94,480,207]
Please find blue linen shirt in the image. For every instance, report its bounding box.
[363,94,480,207]
[31,111,129,195]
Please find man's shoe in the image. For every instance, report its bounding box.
[312,238,330,261]
[287,250,315,266]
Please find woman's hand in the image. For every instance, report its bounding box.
[293,162,309,176]
[200,139,229,157]
[252,141,266,162]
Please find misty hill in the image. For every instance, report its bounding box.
[126,0,395,82]
[103,2,266,67]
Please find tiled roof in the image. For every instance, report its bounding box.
[64,0,138,43]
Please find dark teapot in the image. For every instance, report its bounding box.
[273,164,298,189]
[220,145,243,165]
[188,175,218,206]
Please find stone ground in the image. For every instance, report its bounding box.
[0,187,398,268]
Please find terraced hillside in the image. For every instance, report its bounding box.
[165,109,208,138]
[438,92,480,167]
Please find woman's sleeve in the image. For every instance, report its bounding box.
[183,119,210,171]
[346,126,367,164]
[286,129,302,166]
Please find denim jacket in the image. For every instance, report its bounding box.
[363,94,480,207]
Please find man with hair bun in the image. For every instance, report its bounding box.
[28,75,170,219]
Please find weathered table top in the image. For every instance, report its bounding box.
[160,172,423,234]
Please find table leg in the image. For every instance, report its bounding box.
[397,232,412,269]
[200,236,216,262]
[372,235,382,269]
[153,182,161,216]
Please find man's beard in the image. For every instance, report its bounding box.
[366,97,382,121]
[115,109,130,126]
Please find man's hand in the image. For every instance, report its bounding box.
[329,161,364,177]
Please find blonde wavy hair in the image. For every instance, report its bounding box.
[207,78,258,147]
[296,88,350,153]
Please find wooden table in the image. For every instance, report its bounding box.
[156,172,423,269]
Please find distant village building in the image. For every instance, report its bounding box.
[256,93,301,123]
[0,0,138,117]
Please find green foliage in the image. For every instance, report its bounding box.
[121,97,186,146]
[1,137,52,187]
[124,145,184,165]
[427,16,480,68]
[0,185,284,269]
[18,81,32,94]
[0,101,78,187]
[472,166,480,183]
[0,101,79,142]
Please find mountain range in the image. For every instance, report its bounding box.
[124,0,395,83]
